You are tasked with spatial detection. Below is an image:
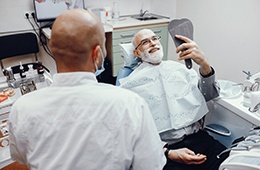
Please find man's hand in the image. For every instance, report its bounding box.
[175,35,211,76]
[167,148,207,165]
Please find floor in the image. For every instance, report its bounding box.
[1,162,28,170]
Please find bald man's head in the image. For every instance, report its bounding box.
[133,29,156,47]
[49,9,106,73]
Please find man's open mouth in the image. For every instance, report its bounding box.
[149,47,160,53]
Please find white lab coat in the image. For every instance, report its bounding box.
[9,72,166,170]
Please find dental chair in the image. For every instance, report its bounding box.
[115,43,141,86]
[0,32,50,76]
[116,42,232,149]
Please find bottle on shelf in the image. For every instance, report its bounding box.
[5,67,15,82]
[37,62,44,75]
[112,1,120,20]
[243,86,251,107]
[19,62,26,78]
[27,64,35,79]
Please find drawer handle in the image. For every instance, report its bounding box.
[153,29,162,33]
[120,41,132,44]
[120,33,134,38]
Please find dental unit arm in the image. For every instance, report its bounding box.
[219,127,260,170]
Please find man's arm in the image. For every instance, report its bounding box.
[174,35,220,101]
[165,147,207,165]
[198,67,220,101]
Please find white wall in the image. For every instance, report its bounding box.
[0,1,36,33]
[84,0,151,16]
[173,0,260,83]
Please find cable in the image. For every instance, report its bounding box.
[27,15,54,58]
[31,13,53,57]
[31,12,40,28]
[27,17,40,37]
[41,21,54,29]
[32,12,53,29]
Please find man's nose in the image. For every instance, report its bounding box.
[149,39,156,45]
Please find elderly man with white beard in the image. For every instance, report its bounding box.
[119,29,229,170]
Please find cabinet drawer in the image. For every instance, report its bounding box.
[113,52,124,65]
[113,38,133,47]
[113,30,137,39]
[113,46,121,53]
[113,26,166,39]
[150,27,165,35]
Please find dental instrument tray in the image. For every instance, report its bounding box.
[20,80,37,95]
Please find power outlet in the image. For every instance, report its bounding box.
[24,11,34,19]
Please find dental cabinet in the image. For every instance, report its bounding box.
[111,24,169,76]
[205,95,260,148]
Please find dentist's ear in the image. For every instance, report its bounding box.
[92,45,100,63]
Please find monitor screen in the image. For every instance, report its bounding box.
[33,0,85,22]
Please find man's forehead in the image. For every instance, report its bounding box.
[136,30,156,41]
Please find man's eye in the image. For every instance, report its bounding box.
[142,40,149,45]
[152,37,158,41]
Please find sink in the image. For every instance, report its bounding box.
[129,13,169,21]
[133,16,159,21]
[218,80,242,99]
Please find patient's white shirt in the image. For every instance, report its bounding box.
[120,61,209,133]
[9,72,165,170]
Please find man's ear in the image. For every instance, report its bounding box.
[92,45,100,63]
[133,49,141,58]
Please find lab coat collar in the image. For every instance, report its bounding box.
[52,72,98,87]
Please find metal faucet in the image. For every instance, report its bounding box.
[236,82,260,92]
[249,102,260,113]
[140,9,148,17]
[243,70,252,80]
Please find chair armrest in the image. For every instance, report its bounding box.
[116,67,133,86]
[204,123,231,136]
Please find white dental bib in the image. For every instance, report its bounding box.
[120,60,208,133]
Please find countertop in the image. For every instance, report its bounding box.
[214,94,260,126]
[106,16,170,29]
[42,16,171,39]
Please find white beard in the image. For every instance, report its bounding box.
[139,45,164,64]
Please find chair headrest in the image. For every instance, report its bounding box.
[120,43,141,69]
